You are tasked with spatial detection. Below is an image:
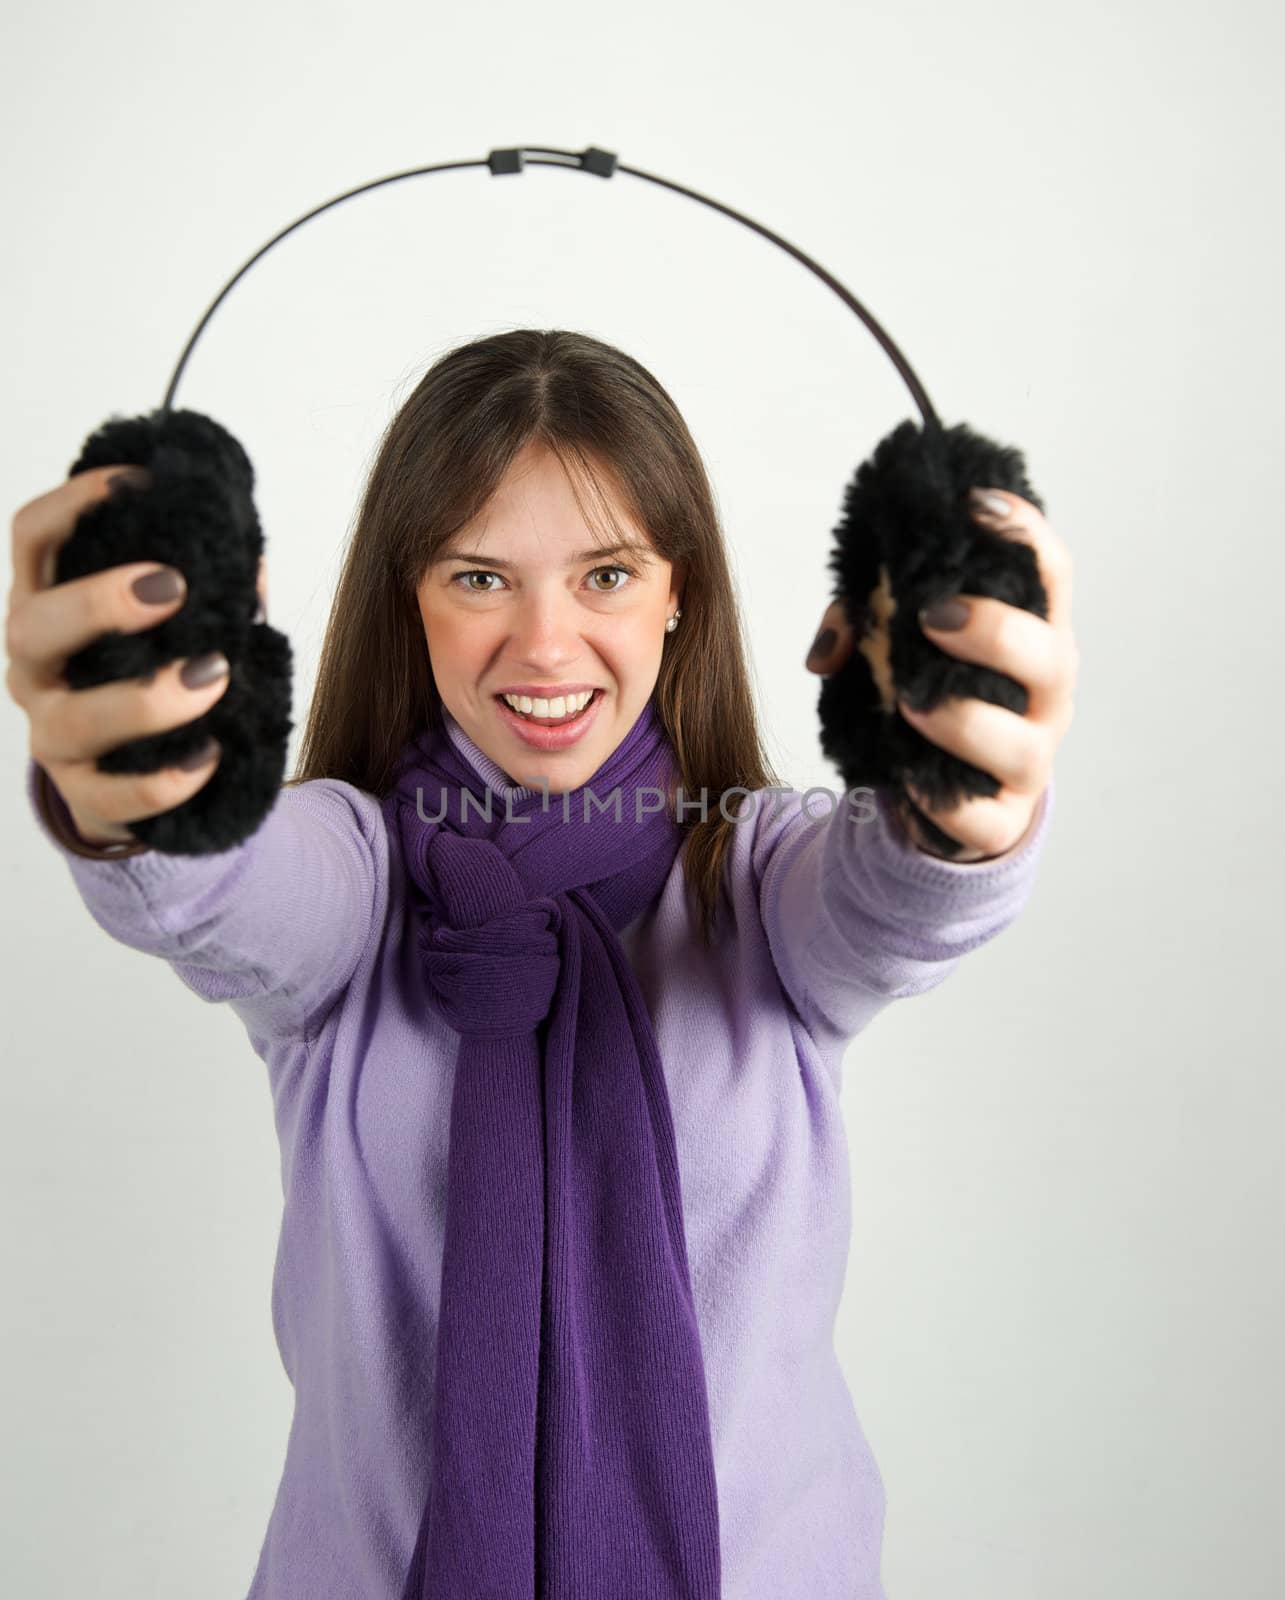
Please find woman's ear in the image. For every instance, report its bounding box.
[667,558,688,612]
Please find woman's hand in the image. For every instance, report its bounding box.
[5,466,268,849]
[804,487,1078,862]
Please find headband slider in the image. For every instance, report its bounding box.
[581,146,618,178]
[486,146,617,179]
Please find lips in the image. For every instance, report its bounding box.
[493,688,605,751]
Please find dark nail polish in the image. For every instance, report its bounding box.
[107,466,154,494]
[181,652,229,689]
[807,627,837,664]
[177,737,220,770]
[132,568,185,605]
[920,599,969,631]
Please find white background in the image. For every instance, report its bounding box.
[3,0,1282,1594]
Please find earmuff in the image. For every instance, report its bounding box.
[57,142,1046,856]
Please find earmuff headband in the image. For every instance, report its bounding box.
[63,140,1044,861]
[160,143,939,430]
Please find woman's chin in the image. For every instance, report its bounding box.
[488,691,622,789]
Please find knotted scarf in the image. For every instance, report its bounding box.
[381,695,722,1599]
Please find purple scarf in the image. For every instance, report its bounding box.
[382,696,722,1599]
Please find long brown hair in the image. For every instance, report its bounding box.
[288,327,780,946]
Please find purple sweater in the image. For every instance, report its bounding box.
[26,716,1054,1599]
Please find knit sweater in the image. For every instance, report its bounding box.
[25,717,1054,1599]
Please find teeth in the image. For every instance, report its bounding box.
[501,690,594,720]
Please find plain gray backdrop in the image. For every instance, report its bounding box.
[3,0,1281,1594]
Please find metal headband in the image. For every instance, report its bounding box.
[159,142,939,429]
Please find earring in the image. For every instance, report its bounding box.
[665,607,683,634]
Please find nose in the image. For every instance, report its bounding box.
[508,585,584,672]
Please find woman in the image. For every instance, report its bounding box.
[8,328,1075,1598]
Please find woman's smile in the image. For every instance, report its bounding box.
[492,686,607,751]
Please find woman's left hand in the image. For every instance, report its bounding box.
[804,487,1078,862]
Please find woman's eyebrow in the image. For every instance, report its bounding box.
[438,540,654,568]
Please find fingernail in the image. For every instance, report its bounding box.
[181,652,230,689]
[132,567,185,605]
[969,488,1010,519]
[920,598,969,631]
[806,626,837,665]
[107,466,155,495]
[177,737,220,770]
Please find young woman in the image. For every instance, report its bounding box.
[9,328,1075,1599]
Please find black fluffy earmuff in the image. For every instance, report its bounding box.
[817,417,1046,858]
[59,407,293,854]
[53,144,1049,858]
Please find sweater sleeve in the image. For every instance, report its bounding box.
[753,774,1056,1041]
[24,756,388,1047]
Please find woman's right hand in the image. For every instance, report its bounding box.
[5,465,262,848]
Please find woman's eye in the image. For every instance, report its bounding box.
[450,565,636,594]
[587,565,635,592]
[454,571,502,593]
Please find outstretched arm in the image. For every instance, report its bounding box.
[757,485,1075,1042]
[27,757,388,1048]
[753,774,1055,1043]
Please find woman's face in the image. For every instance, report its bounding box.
[415,441,682,793]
